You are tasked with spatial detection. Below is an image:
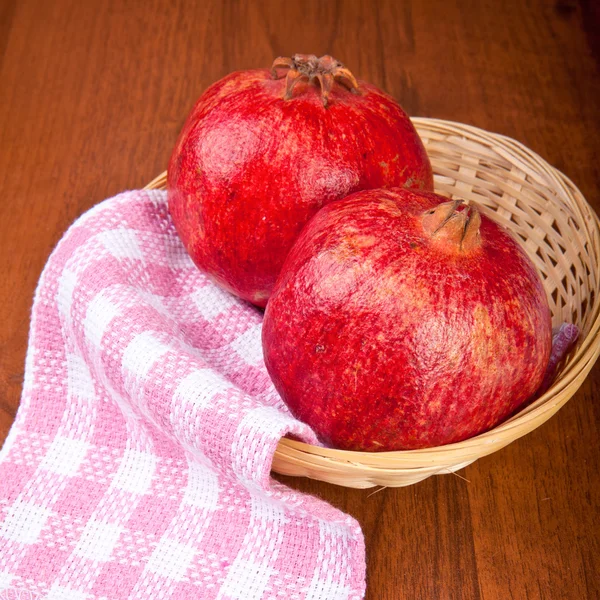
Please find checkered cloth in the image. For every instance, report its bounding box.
[0,190,366,600]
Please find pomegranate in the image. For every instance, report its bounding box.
[262,188,552,451]
[168,54,433,306]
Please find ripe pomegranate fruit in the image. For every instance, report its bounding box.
[262,188,552,451]
[168,54,433,306]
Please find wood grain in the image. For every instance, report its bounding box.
[0,0,598,598]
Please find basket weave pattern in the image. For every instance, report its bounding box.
[146,118,600,488]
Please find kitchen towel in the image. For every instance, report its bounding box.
[0,190,366,600]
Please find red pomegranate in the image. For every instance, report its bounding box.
[262,188,552,451]
[168,54,433,306]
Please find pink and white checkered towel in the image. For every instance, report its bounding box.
[0,190,366,600]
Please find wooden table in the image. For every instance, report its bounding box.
[1,1,598,598]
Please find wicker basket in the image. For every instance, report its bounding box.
[146,118,600,488]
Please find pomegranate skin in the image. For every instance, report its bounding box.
[262,188,552,451]
[168,65,433,307]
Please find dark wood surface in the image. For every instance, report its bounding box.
[1,0,599,598]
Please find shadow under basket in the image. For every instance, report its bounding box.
[146,118,600,489]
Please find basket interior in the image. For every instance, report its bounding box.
[414,119,600,340]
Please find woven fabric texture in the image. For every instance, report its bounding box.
[0,190,366,600]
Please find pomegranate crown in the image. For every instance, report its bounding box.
[271,54,360,107]
[422,199,482,252]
